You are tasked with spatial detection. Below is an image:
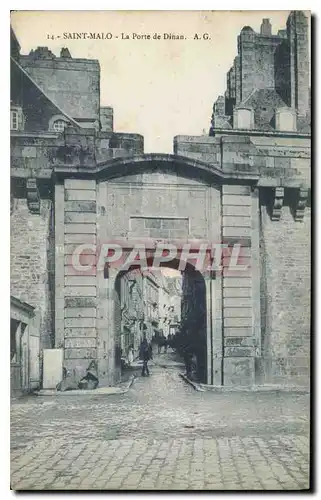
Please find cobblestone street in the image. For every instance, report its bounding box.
[11,354,310,491]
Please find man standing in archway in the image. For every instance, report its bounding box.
[139,333,153,377]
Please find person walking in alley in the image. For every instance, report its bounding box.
[139,334,153,376]
[127,344,134,366]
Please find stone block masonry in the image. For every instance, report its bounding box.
[61,178,98,381]
[259,204,311,385]
[221,185,255,386]
[50,179,98,381]
[11,198,54,350]
[19,54,100,123]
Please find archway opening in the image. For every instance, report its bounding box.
[113,257,207,383]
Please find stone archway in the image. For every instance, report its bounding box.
[55,152,259,388]
[111,258,208,384]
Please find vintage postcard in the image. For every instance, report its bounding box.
[10,10,311,491]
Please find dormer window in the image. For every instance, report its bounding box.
[53,119,69,132]
[48,115,70,133]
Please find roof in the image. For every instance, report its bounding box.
[240,88,289,131]
[11,56,81,129]
[241,26,254,33]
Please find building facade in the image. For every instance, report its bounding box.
[158,275,182,337]
[10,12,311,389]
[210,12,310,135]
[11,296,41,395]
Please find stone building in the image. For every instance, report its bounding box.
[117,269,161,359]
[117,270,143,357]
[142,271,160,342]
[158,275,182,337]
[10,11,311,389]
[10,296,41,395]
[210,12,310,135]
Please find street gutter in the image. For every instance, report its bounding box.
[179,373,310,394]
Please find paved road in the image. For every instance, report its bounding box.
[11,354,310,491]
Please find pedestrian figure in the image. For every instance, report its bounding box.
[127,344,134,366]
[183,349,193,379]
[164,338,168,354]
[158,333,167,354]
[139,334,152,376]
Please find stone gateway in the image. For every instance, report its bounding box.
[10,12,310,390]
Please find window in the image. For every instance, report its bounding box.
[11,107,24,131]
[11,110,19,130]
[52,119,69,132]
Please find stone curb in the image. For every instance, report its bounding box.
[153,361,185,369]
[179,373,206,391]
[179,373,310,394]
[34,374,136,396]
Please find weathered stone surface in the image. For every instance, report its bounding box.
[223,277,252,288]
[65,276,97,286]
[223,288,252,298]
[222,185,252,195]
[65,189,96,202]
[222,195,252,206]
[65,317,96,328]
[224,327,253,337]
[65,338,96,348]
[223,266,252,278]
[260,205,310,384]
[64,224,97,234]
[223,256,251,267]
[10,198,54,349]
[64,234,97,244]
[224,297,252,308]
[65,348,97,359]
[223,226,252,238]
[223,357,255,386]
[64,244,96,255]
[64,286,97,297]
[224,347,254,357]
[224,308,252,318]
[64,265,97,276]
[223,205,252,216]
[223,216,251,227]
[64,307,96,318]
[65,297,97,308]
[224,317,252,328]
[64,212,97,224]
[65,179,96,190]
[64,327,96,337]
[64,201,96,213]
[224,337,254,347]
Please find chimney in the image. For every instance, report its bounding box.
[260,18,272,36]
[60,47,72,58]
[100,107,114,132]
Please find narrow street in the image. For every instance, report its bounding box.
[11,353,310,491]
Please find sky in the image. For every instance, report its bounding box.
[10,10,311,154]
